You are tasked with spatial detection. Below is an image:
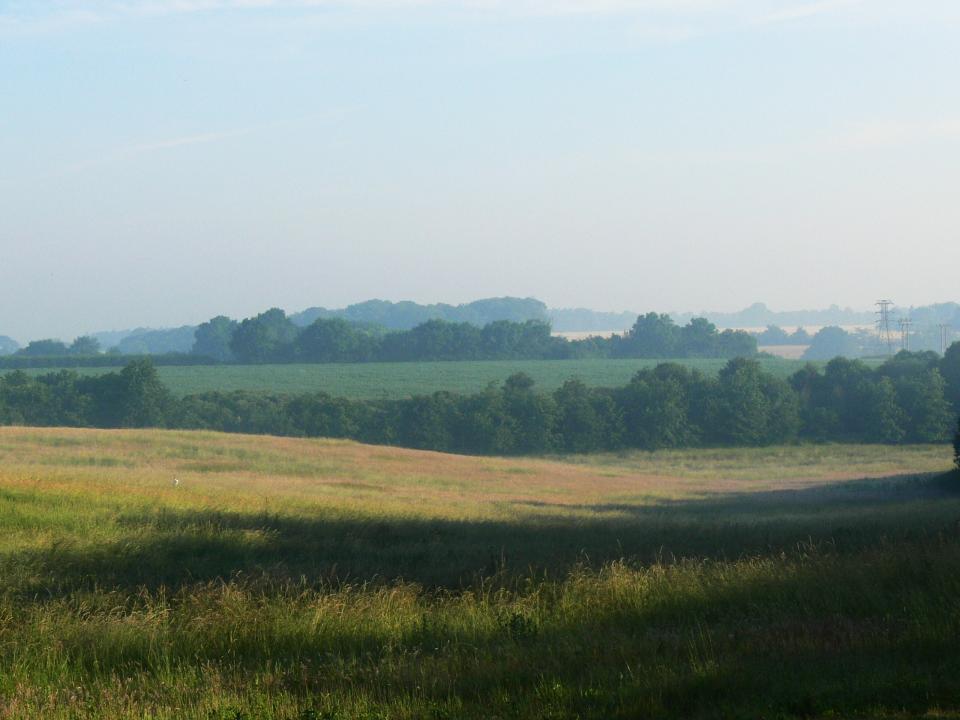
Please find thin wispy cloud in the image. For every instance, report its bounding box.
[47,108,354,179]
[128,129,252,153]
[53,127,253,178]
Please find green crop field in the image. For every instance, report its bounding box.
[5,357,853,399]
[0,427,957,719]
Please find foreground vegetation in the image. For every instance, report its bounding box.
[0,427,958,719]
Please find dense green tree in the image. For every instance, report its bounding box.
[791,358,914,443]
[520,320,566,359]
[553,380,625,453]
[717,329,758,358]
[75,360,172,428]
[480,320,525,359]
[0,370,89,426]
[479,320,555,359]
[954,417,960,470]
[622,313,678,358]
[878,350,940,381]
[178,391,290,435]
[619,364,702,449]
[380,320,483,361]
[293,296,550,330]
[591,390,626,450]
[0,371,41,424]
[553,380,602,453]
[757,325,812,346]
[680,318,720,358]
[757,325,791,345]
[117,359,174,427]
[285,393,359,439]
[295,318,379,363]
[759,374,801,444]
[862,377,907,444]
[116,326,196,356]
[710,358,769,445]
[802,326,859,360]
[606,315,748,359]
[193,316,238,362]
[387,393,459,451]
[822,358,876,438]
[940,341,960,411]
[230,309,298,363]
[456,385,518,455]
[788,363,822,414]
[16,339,69,357]
[70,336,101,356]
[894,369,953,443]
[564,334,611,359]
[501,373,556,454]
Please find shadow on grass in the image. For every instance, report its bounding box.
[516,470,958,514]
[4,472,960,719]
[5,471,960,597]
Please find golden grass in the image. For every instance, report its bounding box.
[1,427,950,523]
[1,427,958,719]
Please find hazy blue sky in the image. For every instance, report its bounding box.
[1,0,958,341]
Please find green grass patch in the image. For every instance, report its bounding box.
[3,357,847,399]
[0,428,955,719]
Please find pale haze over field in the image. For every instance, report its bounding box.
[1,0,958,341]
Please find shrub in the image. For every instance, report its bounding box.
[954,417,960,470]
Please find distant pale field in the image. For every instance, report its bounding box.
[759,343,809,359]
[552,330,624,340]
[5,357,849,398]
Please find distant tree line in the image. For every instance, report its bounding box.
[754,326,812,346]
[0,354,214,371]
[291,296,551,330]
[754,324,892,359]
[1,312,757,366]
[5,298,956,360]
[2,347,958,455]
[193,309,758,364]
[799,324,960,360]
[13,336,103,358]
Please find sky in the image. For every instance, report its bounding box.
[1,0,959,342]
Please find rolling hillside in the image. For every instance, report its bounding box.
[0,428,957,719]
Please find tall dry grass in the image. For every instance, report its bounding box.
[0,428,957,719]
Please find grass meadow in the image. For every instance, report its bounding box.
[5,357,835,399]
[0,427,958,718]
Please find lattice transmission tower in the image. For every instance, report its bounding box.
[875,300,896,356]
[899,317,913,352]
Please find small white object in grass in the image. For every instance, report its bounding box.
[172,478,180,487]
